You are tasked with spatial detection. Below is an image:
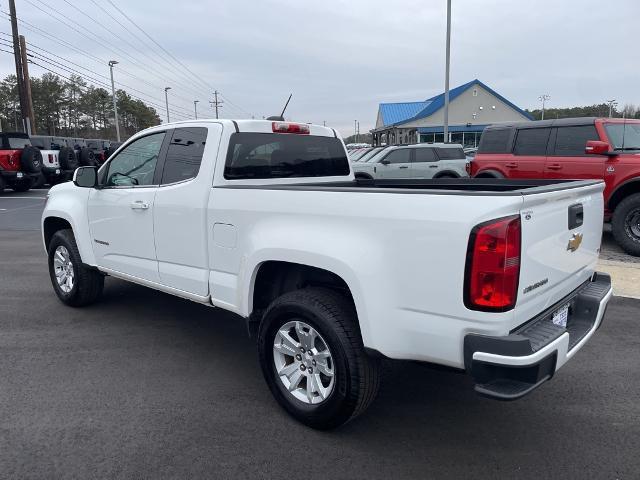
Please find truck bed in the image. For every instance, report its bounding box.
[218,178,603,195]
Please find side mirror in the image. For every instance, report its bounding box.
[585,140,612,156]
[380,159,390,165]
[73,166,98,188]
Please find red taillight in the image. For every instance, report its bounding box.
[272,122,310,134]
[465,215,521,312]
[48,154,54,162]
[99,152,105,162]
[465,162,471,174]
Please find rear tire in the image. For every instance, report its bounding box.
[58,147,78,170]
[257,287,380,429]
[20,146,43,174]
[11,182,30,192]
[48,229,104,306]
[612,193,640,256]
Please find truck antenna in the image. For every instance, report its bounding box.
[280,94,293,119]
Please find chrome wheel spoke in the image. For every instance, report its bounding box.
[273,320,335,405]
[53,246,74,293]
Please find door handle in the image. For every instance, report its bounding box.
[398,165,409,169]
[130,201,149,210]
[429,165,438,168]
[505,162,518,168]
[547,164,562,170]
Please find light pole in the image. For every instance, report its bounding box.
[194,100,199,119]
[354,120,357,142]
[443,0,452,143]
[538,94,550,120]
[108,60,120,142]
[606,99,617,118]
[164,87,171,123]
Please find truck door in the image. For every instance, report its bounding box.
[87,131,168,283]
[377,148,412,179]
[510,127,550,179]
[544,125,605,180]
[153,124,221,297]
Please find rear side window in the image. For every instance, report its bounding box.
[435,147,465,160]
[513,128,551,156]
[477,129,511,153]
[383,149,411,164]
[552,125,599,156]
[161,127,207,184]
[413,148,437,162]
[7,136,31,149]
[224,133,349,179]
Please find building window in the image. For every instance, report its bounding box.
[472,88,478,97]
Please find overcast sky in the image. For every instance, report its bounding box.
[0,0,637,136]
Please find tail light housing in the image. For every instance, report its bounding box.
[0,151,20,171]
[48,153,54,163]
[464,215,521,312]
[272,122,310,134]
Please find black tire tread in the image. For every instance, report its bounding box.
[49,229,104,306]
[611,193,640,256]
[261,287,380,427]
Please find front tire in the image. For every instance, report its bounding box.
[258,287,380,429]
[48,229,104,306]
[612,193,640,256]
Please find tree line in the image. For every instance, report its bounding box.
[0,73,161,139]
[526,103,640,121]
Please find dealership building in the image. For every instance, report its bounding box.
[371,79,532,147]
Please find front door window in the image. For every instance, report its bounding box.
[104,132,166,187]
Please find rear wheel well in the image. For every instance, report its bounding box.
[434,171,459,178]
[354,172,373,180]
[251,261,354,317]
[475,170,504,179]
[608,179,640,212]
[43,217,72,251]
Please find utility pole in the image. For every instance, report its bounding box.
[108,60,120,141]
[354,120,357,142]
[164,87,171,123]
[538,94,550,120]
[211,90,223,119]
[19,35,35,134]
[194,100,199,119]
[9,0,28,133]
[606,99,617,118]
[443,0,452,143]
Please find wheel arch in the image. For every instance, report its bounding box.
[608,177,640,212]
[43,216,72,251]
[433,170,461,178]
[474,169,505,179]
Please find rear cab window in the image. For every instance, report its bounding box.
[224,133,349,179]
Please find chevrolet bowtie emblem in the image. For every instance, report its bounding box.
[567,232,583,252]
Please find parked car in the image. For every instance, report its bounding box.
[472,117,640,255]
[30,135,75,185]
[353,143,469,180]
[464,147,478,159]
[42,119,611,429]
[70,138,98,167]
[354,146,385,162]
[0,132,43,192]
[348,147,372,161]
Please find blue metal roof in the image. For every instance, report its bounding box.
[417,124,489,133]
[379,101,429,126]
[377,79,533,128]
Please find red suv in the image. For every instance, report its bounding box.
[0,132,43,192]
[472,118,640,255]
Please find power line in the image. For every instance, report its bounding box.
[104,0,254,118]
[24,0,214,104]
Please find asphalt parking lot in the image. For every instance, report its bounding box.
[1,188,640,479]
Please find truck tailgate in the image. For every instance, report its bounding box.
[514,181,605,327]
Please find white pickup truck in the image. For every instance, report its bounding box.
[42,119,612,429]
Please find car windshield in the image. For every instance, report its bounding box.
[367,147,394,162]
[7,136,31,149]
[605,123,640,151]
[357,147,383,162]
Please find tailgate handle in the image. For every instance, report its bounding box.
[568,203,583,229]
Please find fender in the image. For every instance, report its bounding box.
[607,176,640,210]
[241,249,372,347]
[474,169,505,179]
[42,184,96,266]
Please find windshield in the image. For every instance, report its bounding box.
[367,147,395,162]
[357,147,383,162]
[605,123,640,151]
[7,136,31,149]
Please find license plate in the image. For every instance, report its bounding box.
[552,304,570,328]
[55,169,60,174]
